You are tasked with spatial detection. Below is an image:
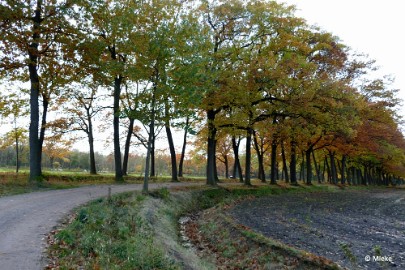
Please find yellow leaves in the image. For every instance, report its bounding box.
[43,134,74,161]
[0,128,28,150]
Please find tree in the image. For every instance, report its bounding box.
[1,128,28,173]
[0,92,28,172]
[177,116,191,177]
[42,134,72,169]
[231,134,244,182]
[348,76,405,183]
[1,0,76,182]
[120,81,143,176]
[76,0,146,182]
[64,81,104,174]
[198,0,251,185]
[252,129,271,182]
[216,134,233,179]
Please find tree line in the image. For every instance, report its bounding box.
[0,146,211,177]
[1,0,404,192]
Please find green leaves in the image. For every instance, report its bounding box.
[1,0,404,180]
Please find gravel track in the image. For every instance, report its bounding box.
[229,189,405,269]
[0,182,201,270]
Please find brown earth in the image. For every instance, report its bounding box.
[229,189,405,269]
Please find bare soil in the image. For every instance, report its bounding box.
[229,188,405,269]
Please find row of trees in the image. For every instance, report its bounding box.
[1,0,404,191]
[0,146,210,176]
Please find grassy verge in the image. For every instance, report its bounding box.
[47,192,178,269]
[0,171,205,197]
[45,183,342,269]
[46,186,219,269]
[0,172,112,197]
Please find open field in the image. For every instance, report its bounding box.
[0,170,206,197]
[229,189,405,269]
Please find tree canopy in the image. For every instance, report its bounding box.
[1,0,404,186]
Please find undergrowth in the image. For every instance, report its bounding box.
[47,192,179,269]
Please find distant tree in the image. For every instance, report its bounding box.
[64,81,104,174]
[216,134,233,179]
[0,92,29,173]
[0,128,28,172]
[42,134,72,170]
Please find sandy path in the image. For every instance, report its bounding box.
[0,182,201,270]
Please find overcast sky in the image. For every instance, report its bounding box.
[282,0,404,117]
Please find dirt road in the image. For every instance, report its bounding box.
[0,182,200,270]
[229,189,405,269]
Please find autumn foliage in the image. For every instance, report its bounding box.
[0,0,404,186]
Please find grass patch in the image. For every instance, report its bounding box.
[48,192,180,269]
[0,172,114,197]
[47,187,217,269]
[0,171,207,197]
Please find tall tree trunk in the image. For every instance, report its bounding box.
[150,137,155,177]
[281,141,289,183]
[290,140,297,185]
[113,76,123,182]
[350,167,356,185]
[232,135,243,183]
[244,127,253,186]
[305,147,313,185]
[341,155,347,185]
[165,121,178,182]
[253,131,265,182]
[270,139,277,185]
[312,150,321,183]
[299,156,305,181]
[15,131,20,173]
[329,151,338,184]
[276,161,280,180]
[324,156,331,183]
[206,110,217,185]
[322,158,327,182]
[38,96,49,175]
[143,88,156,194]
[224,155,229,179]
[122,118,135,176]
[28,1,42,183]
[362,166,368,185]
[357,168,364,185]
[257,154,265,182]
[88,115,97,175]
[178,116,189,177]
[270,117,278,185]
[214,148,219,183]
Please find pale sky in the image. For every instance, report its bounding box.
[282,0,405,117]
